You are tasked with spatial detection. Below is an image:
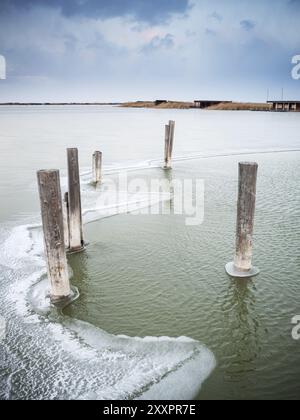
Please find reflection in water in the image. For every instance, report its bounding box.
[67,251,91,318]
[162,168,173,215]
[221,279,262,382]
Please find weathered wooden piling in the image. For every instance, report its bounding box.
[37,170,71,303]
[164,120,175,169]
[164,124,170,168]
[168,120,175,161]
[92,151,102,184]
[226,162,260,278]
[63,192,70,250]
[67,148,84,252]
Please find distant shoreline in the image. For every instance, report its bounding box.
[0,101,273,111]
[0,102,121,106]
[121,101,272,111]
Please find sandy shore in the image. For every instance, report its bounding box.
[121,101,193,109]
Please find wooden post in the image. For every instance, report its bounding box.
[168,120,175,164]
[164,124,170,168]
[63,192,70,250]
[37,170,71,303]
[164,121,175,169]
[226,162,260,277]
[92,151,102,184]
[67,148,84,252]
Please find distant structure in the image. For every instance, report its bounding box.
[155,100,167,106]
[193,100,232,109]
[267,100,300,112]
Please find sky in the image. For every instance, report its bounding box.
[0,0,300,102]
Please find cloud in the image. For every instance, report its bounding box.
[209,11,222,22]
[1,0,191,24]
[0,0,300,102]
[240,19,256,31]
[141,34,175,54]
[205,28,217,36]
[288,0,300,9]
[185,29,196,37]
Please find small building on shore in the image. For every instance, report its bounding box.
[267,100,300,112]
[155,100,167,106]
[193,100,232,109]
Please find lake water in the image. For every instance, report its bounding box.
[0,105,300,400]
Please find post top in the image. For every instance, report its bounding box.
[37,169,59,174]
[239,161,258,167]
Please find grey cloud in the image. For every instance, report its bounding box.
[185,29,196,37]
[205,28,217,36]
[1,0,191,24]
[288,0,300,9]
[240,19,256,31]
[1,0,300,102]
[141,34,175,54]
[209,11,222,22]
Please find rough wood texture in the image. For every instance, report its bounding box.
[234,162,258,271]
[168,120,175,160]
[164,124,170,168]
[92,151,102,184]
[37,170,71,302]
[67,148,84,251]
[63,192,70,249]
[164,121,175,169]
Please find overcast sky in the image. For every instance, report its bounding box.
[0,0,300,102]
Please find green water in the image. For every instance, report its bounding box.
[66,153,300,400]
[1,106,300,400]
